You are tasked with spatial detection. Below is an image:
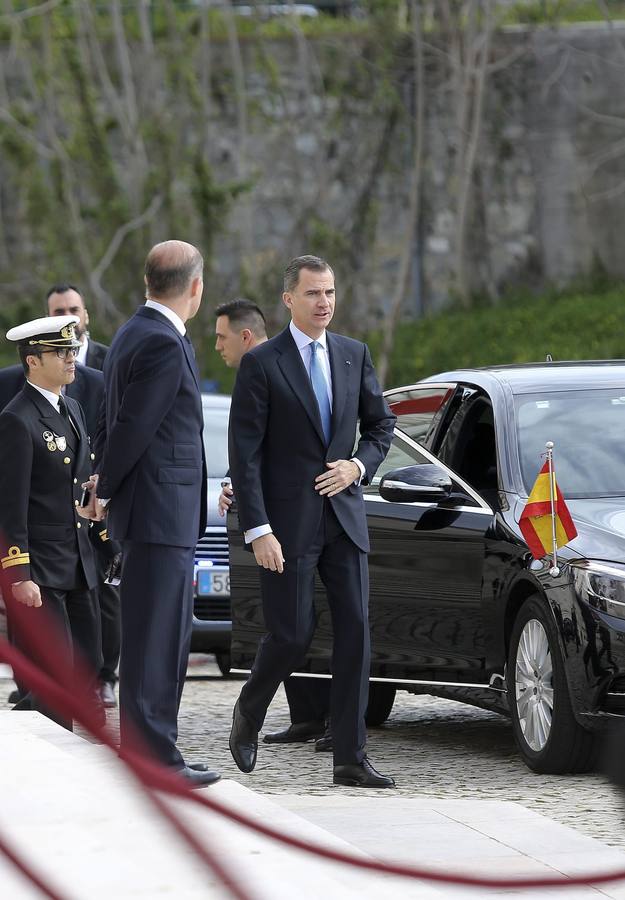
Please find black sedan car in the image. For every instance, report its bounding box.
[228,362,625,774]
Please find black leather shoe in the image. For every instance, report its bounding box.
[177,765,221,788]
[315,731,333,753]
[8,688,24,705]
[229,700,258,773]
[99,681,117,708]
[333,757,395,788]
[263,720,325,744]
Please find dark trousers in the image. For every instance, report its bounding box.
[97,568,120,684]
[239,504,370,765]
[284,676,330,724]
[9,584,102,728]
[119,541,194,768]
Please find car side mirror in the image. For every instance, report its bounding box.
[379,464,453,504]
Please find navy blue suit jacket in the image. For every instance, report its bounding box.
[97,306,207,547]
[228,326,395,557]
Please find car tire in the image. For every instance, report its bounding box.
[508,595,595,774]
[365,683,396,727]
[215,652,231,678]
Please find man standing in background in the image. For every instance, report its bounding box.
[89,240,219,787]
[47,284,109,369]
[215,298,331,746]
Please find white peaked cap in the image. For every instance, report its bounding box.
[6,315,81,346]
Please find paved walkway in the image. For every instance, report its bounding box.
[2,701,625,898]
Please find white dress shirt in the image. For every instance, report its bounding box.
[244,322,364,545]
[145,299,186,336]
[76,338,89,366]
[27,381,61,413]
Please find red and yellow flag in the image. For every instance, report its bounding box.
[519,460,578,560]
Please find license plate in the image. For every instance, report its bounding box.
[197,569,230,597]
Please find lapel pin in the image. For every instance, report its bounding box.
[345,360,351,366]
[42,430,53,442]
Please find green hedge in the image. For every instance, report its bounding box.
[367,286,625,388]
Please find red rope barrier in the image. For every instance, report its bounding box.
[0,828,69,900]
[3,634,625,894]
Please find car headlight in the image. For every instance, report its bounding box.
[570,560,625,621]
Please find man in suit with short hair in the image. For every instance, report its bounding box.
[215,298,331,745]
[88,240,219,787]
[228,255,396,788]
[46,284,109,371]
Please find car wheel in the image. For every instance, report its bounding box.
[508,596,595,774]
[365,683,396,726]
[215,652,231,678]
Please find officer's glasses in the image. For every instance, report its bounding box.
[41,347,80,360]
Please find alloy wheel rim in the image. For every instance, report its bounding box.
[514,618,554,752]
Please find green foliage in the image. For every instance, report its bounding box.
[368,285,625,388]
[503,0,625,25]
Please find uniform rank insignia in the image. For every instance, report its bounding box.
[1,546,29,569]
[54,434,67,452]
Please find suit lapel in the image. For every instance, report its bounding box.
[275,328,326,446]
[23,384,77,454]
[327,333,350,445]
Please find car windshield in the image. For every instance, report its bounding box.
[202,401,230,478]
[515,388,625,498]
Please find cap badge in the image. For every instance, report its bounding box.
[60,323,75,340]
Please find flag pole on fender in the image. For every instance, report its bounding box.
[518,443,578,571]
[545,441,560,577]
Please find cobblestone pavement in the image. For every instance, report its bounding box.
[3,654,625,852]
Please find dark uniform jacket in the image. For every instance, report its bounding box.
[0,384,98,590]
[228,326,396,557]
[97,305,207,547]
[0,364,118,562]
[85,339,108,372]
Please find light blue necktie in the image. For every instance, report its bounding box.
[309,340,332,444]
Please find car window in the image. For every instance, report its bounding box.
[365,432,433,494]
[202,402,230,478]
[438,393,498,494]
[385,385,456,447]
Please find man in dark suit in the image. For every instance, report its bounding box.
[88,240,219,787]
[216,298,331,745]
[46,284,109,370]
[0,316,102,726]
[228,255,396,788]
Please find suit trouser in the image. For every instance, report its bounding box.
[284,676,330,725]
[239,504,370,766]
[119,541,194,768]
[9,583,102,729]
[96,557,120,684]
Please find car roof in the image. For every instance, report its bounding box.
[413,361,625,393]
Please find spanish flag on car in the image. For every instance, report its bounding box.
[519,460,578,560]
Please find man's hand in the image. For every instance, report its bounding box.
[315,459,361,497]
[218,484,234,517]
[78,474,106,521]
[251,533,285,574]
[12,580,42,608]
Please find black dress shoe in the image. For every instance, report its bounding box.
[177,766,221,788]
[99,681,117,708]
[333,757,395,788]
[229,700,258,773]
[315,731,333,753]
[263,720,325,744]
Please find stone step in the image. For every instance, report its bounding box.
[0,712,440,899]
